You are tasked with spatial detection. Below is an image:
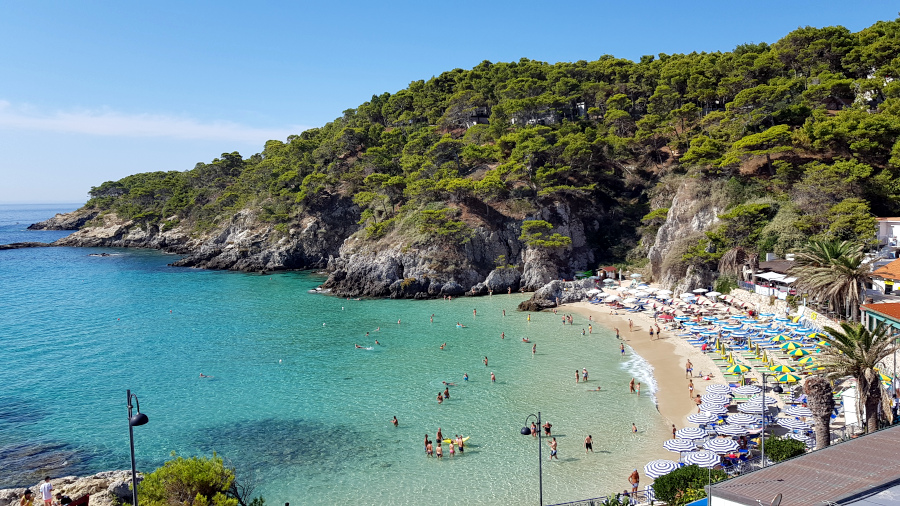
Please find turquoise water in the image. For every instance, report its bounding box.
[0,205,667,505]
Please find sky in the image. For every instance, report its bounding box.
[1,1,897,204]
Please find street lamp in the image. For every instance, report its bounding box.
[759,373,783,468]
[521,412,543,506]
[127,390,149,506]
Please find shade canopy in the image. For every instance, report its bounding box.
[687,411,720,424]
[644,459,680,478]
[703,437,740,453]
[701,393,731,404]
[733,385,761,395]
[675,427,709,440]
[777,418,811,430]
[705,384,732,396]
[663,438,698,452]
[716,424,748,437]
[725,413,759,425]
[699,403,728,415]
[683,451,720,468]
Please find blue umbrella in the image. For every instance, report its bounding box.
[784,405,813,417]
[687,411,720,424]
[704,438,740,453]
[663,438,697,452]
[725,413,759,425]
[701,393,731,404]
[705,384,732,395]
[683,451,720,468]
[674,316,690,321]
[699,403,728,415]
[644,459,680,478]
[777,418,811,430]
[733,385,761,395]
[676,427,709,440]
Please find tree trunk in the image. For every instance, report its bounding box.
[860,374,882,433]
[814,414,831,449]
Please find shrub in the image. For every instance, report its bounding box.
[763,436,807,462]
[652,464,726,506]
[138,453,238,506]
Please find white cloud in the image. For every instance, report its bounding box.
[0,100,308,143]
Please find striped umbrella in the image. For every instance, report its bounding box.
[749,394,778,405]
[789,348,811,357]
[770,364,796,373]
[725,413,759,425]
[816,340,832,347]
[683,450,721,468]
[730,315,748,320]
[806,365,825,372]
[644,459,680,478]
[788,432,814,444]
[726,364,751,375]
[879,373,893,383]
[701,393,731,404]
[703,437,740,453]
[676,427,709,440]
[780,342,801,351]
[663,438,698,452]
[797,356,817,365]
[777,418,811,430]
[687,411,720,424]
[784,405,813,417]
[716,424,748,437]
[705,384,732,395]
[777,373,802,383]
[699,403,728,415]
[734,385,761,395]
[769,334,790,342]
[738,402,777,414]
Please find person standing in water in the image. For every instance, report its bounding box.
[484,356,488,366]
[629,377,636,393]
[576,370,580,384]
[584,435,593,453]
[392,416,398,427]
[620,343,625,356]
[548,438,558,460]
[464,373,468,381]
[532,343,536,355]
[491,372,496,382]
[444,387,450,399]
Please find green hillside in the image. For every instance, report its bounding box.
[84,18,900,272]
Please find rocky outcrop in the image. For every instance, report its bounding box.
[28,209,99,231]
[0,471,140,506]
[647,178,724,290]
[0,242,54,250]
[518,278,597,311]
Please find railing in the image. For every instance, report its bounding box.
[548,488,653,506]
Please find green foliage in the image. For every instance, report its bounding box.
[714,274,738,294]
[413,208,472,244]
[652,465,726,505]
[138,453,238,506]
[519,220,572,248]
[763,436,807,462]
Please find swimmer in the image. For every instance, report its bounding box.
[588,386,602,391]
[632,423,637,433]
[374,340,380,345]
[501,332,505,339]
[442,381,456,386]
[532,343,536,354]
[484,356,488,366]
[199,373,209,378]
[522,337,529,343]
[463,373,468,381]
[392,416,398,427]
[503,309,506,316]
[398,319,401,324]
[440,343,446,350]
[355,344,362,349]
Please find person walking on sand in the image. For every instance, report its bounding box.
[584,435,593,453]
[694,394,703,412]
[685,360,693,378]
[628,319,633,332]
[548,437,558,460]
[649,327,654,339]
[672,424,677,439]
[688,379,694,398]
[629,377,636,393]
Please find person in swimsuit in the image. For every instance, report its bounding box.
[444,387,450,399]
[491,372,496,382]
[576,370,580,383]
[437,428,443,441]
[437,393,443,404]
[549,438,558,460]
[531,422,537,437]
[532,343,536,354]
[484,356,488,366]
[620,343,625,356]
[632,423,637,433]
[688,379,694,398]
[463,373,468,381]
[686,360,693,378]
[448,441,455,457]
[629,378,636,393]
[20,490,34,506]
[426,440,433,457]
[629,469,640,494]
[457,435,465,454]
[584,435,593,453]
[392,416,398,427]
[543,421,552,436]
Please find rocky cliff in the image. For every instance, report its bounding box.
[0,471,139,506]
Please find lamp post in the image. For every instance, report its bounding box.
[521,412,543,506]
[127,390,149,506]
[759,373,783,468]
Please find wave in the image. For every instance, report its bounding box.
[619,347,659,403]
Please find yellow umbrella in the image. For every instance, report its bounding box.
[789,348,810,357]
[726,364,751,374]
[879,373,892,383]
[816,340,831,347]
[806,365,825,372]
[797,356,816,365]
[769,335,789,342]
[770,364,796,373]
[776,373,802,383]
[780,342,801,351]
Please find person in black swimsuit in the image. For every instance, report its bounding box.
[584,435,594,453]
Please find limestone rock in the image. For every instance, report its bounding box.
[0,471,139,506]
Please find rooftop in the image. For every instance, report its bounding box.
[709,425,900,506]
[757,259,794,273]
[872,258,900,281]
[861,302,900,322]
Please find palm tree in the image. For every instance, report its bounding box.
[819,322,900,433]
[803,375,834,449]
[788,240,872,321]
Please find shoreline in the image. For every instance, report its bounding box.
[563,300,727,465]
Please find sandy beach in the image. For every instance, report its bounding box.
[563,299,729,462]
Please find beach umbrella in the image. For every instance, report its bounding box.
[797,356,817,365]
[784,405,813,417]
[769,335,789,342]
[725,364,751,375]
[705,384,731,396]
[674,315,690,321]
[623,297,638,304]
[784,322,801,328]
[774,317,790,322]
[715,424,748,437]
[758,312,774,318]
[605,296,620,302]
[789,348,811,357]
[878,373,893,383]
[699,403,728,415]
[658,314,674,321]
[683,322,699,327]
[734,385,761,395]
[769,364,796,373]
[630,273,643,278]
[805,365,825,372]
[675,427,709,440]
[779,342,801,351]
[777,373,802,383]
[663,438,698,452]
[777,418,811,430]
[586,288,601,295]
[749,394,778,405]
[693,288,708,294]
[703,437,740,453]
[816,340,832,348]
[603,278,616,284]
[683,451,720,468]
[730,315,748,320]
[701,393,731,404]
[644,459,680,479]
[687,412,720,424]
[681,292,696,298]
[658,289,673,294]
[725,413,759,425]
[723,325,743,331]
[706,291,722,297]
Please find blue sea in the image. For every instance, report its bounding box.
[0,204,667,505]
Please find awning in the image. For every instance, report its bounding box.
[755,272,786,281]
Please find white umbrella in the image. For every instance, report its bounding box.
[605,296,620,302]
[644,459,680,478]
[733,385,761,395]
[706,291,722,297]
[701,393,731,405]
[777,418,811,430]
[663,438,698,452]
[788,432,813,444]
[623,297,638,304]
[705,385,732,396]
[725,413,759,425]
[699,403,728,415]
[683,451,720,468]
[675,427,709,440]
[703,438,740,454]
[586,288,601,295]
[687,412,720,424]
[784,405,813,417]
[693,288,708,294]
[658,289,674,295]
[738,402,778,414]
[749,394,779,405]
[603,278,616,284]
[681,292,696,298]
[715,424,748,437]
[631,273,643,279]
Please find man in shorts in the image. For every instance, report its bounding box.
[584,435,593,453]
[39,477,52,506]
[685,360,693,378]
[549,437,558,460]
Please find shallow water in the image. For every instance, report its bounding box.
[0,205,667,505]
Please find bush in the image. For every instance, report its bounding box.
[763,436,807,462]
[652,465,727,506]
[714,274,738,294]
[138,453,238,506]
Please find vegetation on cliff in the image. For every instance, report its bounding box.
[81,18,900,275]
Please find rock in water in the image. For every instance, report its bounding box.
[518,279,595,311]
